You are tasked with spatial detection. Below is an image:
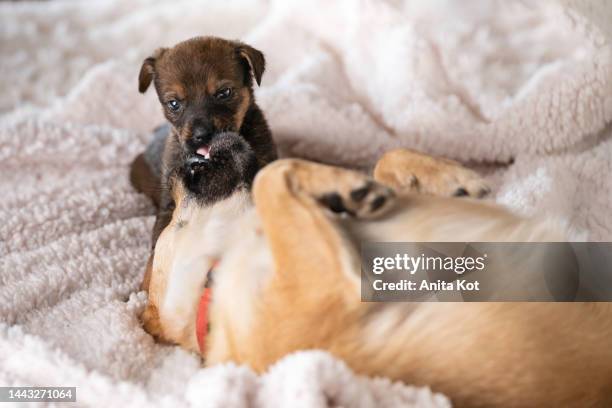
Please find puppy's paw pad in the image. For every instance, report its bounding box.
[319,181,395,219]
[319,193,352,215]
[448,171,491,199]
[366,187,395,217]
[350,183,373,202]
[416,165,490,199]
[477,186,491,198]
[453,187,469,197]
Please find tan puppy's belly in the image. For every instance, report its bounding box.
[206,209,274,363]
[150,191,252,351]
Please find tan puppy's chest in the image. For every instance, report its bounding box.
[150,190,252,351]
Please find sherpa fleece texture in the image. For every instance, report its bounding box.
[1,0,612,407]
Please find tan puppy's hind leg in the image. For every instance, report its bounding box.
[373,148,490,197]
[253,159,396,277]
[241,159,395,370]
[254,159,396,233]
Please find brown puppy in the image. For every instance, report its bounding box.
[130,36,278,291]
[145,148,612,408]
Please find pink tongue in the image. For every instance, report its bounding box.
[197,146,210,157]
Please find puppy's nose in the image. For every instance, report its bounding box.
[191,125,213,145]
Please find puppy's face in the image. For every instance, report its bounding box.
[138,36,265,156]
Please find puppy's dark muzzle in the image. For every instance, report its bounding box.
[186,155,208,176]
[181,132,260,201]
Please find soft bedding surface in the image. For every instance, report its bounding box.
[1,0,612,406]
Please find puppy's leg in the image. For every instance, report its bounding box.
[253,158,395,287]
[140,253,165,340]
[131,125,174,291]
[130,153,162,207]
[141,302,164,340]
[233,159,395,370]
[129,124,171,208]
[254,159,396,228]
[373,148,490,198]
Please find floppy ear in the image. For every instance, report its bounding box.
[138,48,167,93]
[237,43,265,86]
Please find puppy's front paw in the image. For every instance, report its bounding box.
[374,149,490,198]
[318,180,395,219]
[141,303,164,339]
[421,164,490,198]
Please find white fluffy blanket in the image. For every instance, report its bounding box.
[1,0,611,406]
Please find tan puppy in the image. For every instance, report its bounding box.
[144,149,612,407]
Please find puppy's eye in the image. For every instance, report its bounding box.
[214,88,232,100]
[166,100,181,112]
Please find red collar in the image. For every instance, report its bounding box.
[196,287,212,354]
[196,260,217,355]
